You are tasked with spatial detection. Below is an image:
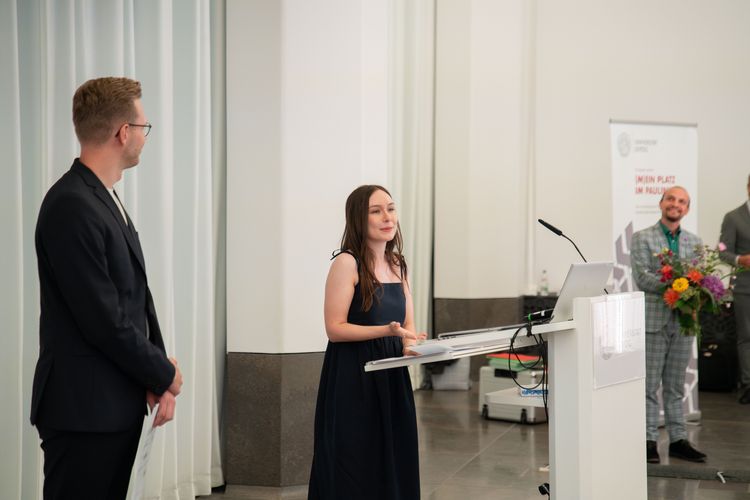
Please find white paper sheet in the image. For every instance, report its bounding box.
[130,404,158,500]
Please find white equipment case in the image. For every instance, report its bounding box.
[479,365,547,424]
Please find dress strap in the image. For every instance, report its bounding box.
[331,249,359,269]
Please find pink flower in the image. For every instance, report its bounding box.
[718,242,727,252]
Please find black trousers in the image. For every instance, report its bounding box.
[38,423,143,500]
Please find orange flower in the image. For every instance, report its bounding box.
[663,288,681,307]
[686,269,703,284]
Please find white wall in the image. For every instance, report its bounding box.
[226,0,391,353]
[535,0,750,291]
[435,0,750,297]
[227,0,750,339]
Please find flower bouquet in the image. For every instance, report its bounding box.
[658,243,736,337]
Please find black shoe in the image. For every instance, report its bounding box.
[739,388,750,405]
[646,440,660,464]
[669,439,706,462]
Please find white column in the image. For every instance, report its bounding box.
[226,0,393,354]
[434,0,531,299]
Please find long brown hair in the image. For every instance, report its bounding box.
[340,185,407,312]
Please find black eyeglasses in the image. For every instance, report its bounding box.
[128,122,152,137]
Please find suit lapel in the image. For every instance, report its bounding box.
[652,223,667,254]
[72,160,148,277]
[739,204,750,232]
[111,190,148,275]
[126,215,147,269]
[650,222,690,258]
[678,229,687,259]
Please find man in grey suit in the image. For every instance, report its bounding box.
[631,186,707,464]
[719,176,750,404]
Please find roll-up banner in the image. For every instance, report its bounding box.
[610,120,700,420]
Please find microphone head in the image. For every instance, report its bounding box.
[538,219,563,236]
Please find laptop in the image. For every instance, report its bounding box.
[433,261,613,341]
[550,261,613,322]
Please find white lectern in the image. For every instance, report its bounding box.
[366,292,647,500]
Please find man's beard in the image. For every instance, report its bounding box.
[124,146,141,168]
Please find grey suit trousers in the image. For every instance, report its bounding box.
[733,294,750,390]
[645,316,694,442]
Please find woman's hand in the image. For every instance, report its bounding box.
[389,321,418,340]
[400,329,427,356]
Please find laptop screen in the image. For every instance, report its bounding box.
[550,262,613,322]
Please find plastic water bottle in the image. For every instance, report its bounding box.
[538,270,549,296]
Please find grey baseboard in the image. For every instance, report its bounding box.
[225,351,324,487]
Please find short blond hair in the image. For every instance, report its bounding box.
[72,77,141,145]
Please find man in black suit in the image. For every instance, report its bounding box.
[31,77,183,499]
[719,175,750,404]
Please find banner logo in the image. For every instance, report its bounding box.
[617,132,631,157]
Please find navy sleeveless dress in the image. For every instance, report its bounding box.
[308,278,420,499]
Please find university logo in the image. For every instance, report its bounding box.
[617,132,631,157]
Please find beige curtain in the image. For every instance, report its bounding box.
[390,0,436,389]
[0,1,226,498]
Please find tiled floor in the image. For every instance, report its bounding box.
[203,387,750,499]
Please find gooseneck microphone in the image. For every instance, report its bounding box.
[537,219,588,263]
[538,218,609,294]
[538,219,563,236]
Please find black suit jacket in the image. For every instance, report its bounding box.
[31,159,175,432]
[720,203,750,295]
